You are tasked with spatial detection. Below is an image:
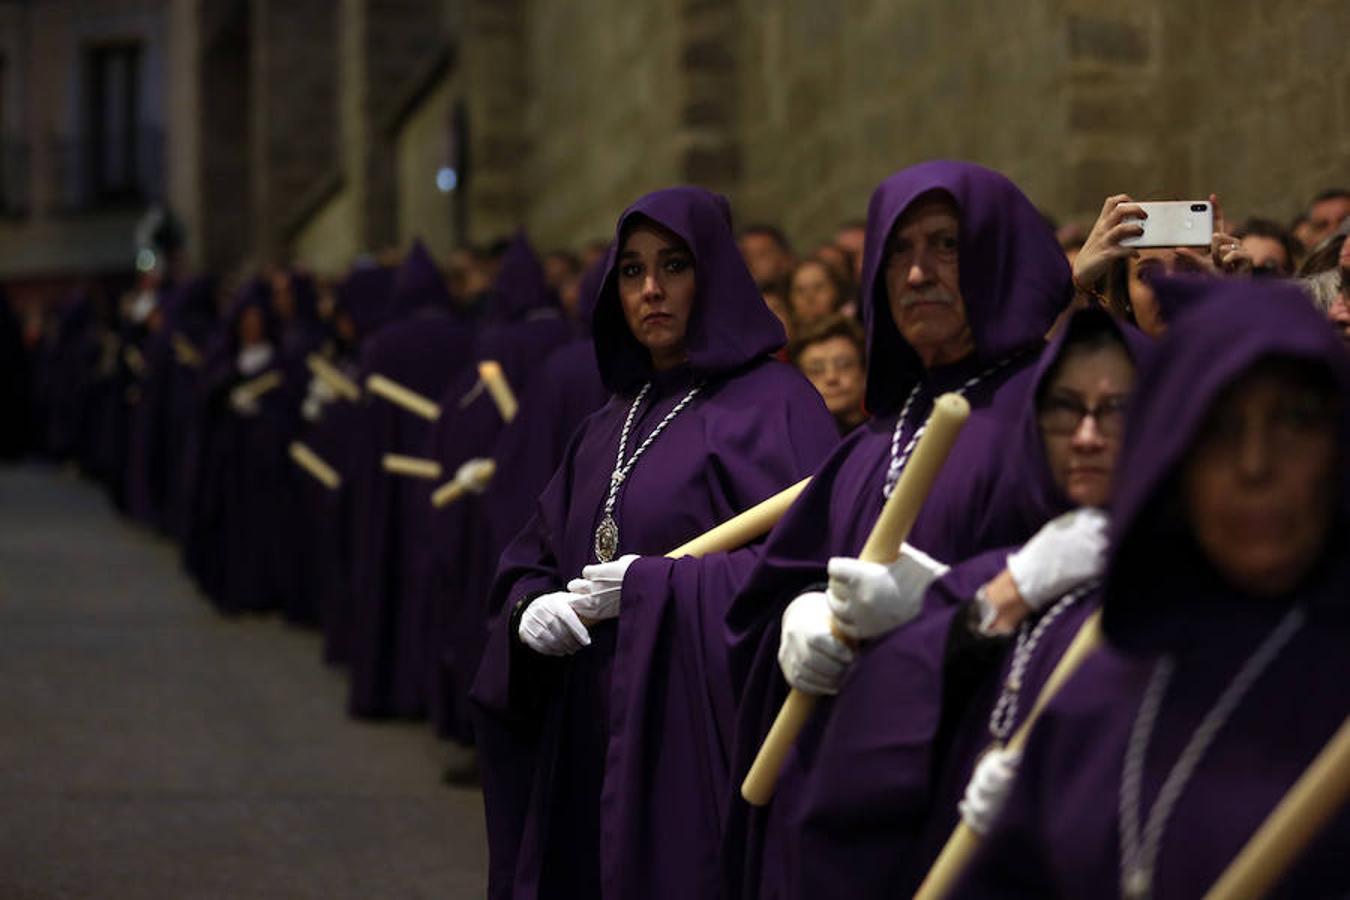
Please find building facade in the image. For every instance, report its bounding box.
[1,0,1345,290]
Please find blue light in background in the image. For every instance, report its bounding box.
[435,166,458,193]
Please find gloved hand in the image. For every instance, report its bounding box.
[568,554,639,622]
[228,385,260,417]
[778,591,856,695]
[518,591,592,656]
[826,542,950,640]
[1005,508,1109,610]
[453,458,496,495]
[958,746,1022,835]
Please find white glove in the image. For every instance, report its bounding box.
[568,554,639,622]
[518,591,592,656]
[1006,508,1109,610]
[453,457,495,495]
[778,591,856,695]
[228,385,260,416]
[958,746,1022,835]
[826,542,950,640]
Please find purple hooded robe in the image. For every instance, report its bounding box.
[768,308,1152,898]
[159,277,221,543]
[346,240,476,717]
[420,233,582,742]
[721,160,1075,898]
[192,283,291,614]
[470,186,840,899]
[303,265,395,656]
[955,279,1350,898]
[289,266,393,631]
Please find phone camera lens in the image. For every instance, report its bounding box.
[1190,203,1208,212]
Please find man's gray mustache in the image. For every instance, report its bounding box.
[898,290,958,308]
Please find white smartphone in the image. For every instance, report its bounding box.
[1119,201,1213,248]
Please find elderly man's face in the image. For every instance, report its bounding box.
[883,194,974,367]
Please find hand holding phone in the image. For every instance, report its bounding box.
[1119,201,1213,248]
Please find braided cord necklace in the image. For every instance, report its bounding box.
[986,581,1099,744]
[1117,606,1306,899]
[593,380,703,563]
[882,351,1024,499]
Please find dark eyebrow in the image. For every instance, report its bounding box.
[619,250,641,260]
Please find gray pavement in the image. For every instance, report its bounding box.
[0,465,487,898]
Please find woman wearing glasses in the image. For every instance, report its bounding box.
[954,277,1350,898]
[789,313,869,434]
[760,305,1151,898]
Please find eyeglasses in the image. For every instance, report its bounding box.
[801,356,862,379]
[1039,394,1129,438]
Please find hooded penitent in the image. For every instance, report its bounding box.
[420,235,584,744]
[289,265,395,631]
[721,160,1073,899]
[957,279,1350,898]
[345,240,476,717]
[770,307,1152,899]
[188,280,291,614]
[470,186,838,899]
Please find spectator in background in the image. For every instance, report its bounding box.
[813,242,853,284]
[739,224,796,332]
[834,220,866,282]
[1070,193,1246,337]
[1290,211,1315,257]
[788,312,867,434]
[1305,188,1350,248]
[787,257,852,331]
[1297,220,1349,313]
[1320,227,1350,349]
[738,224,795,293]
[1234,217,1298,277]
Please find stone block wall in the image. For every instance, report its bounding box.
[734,0,1069,248]
[504,0,1346,252]
[249,0,339,262]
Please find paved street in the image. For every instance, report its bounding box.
[0,465,487,898]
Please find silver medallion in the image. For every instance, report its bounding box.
[594,515,619,563]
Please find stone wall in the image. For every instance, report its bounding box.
[504,0,1347,252]
[292,185,359,276]
[178,0,1350,272]
[394,74,457,257]
[517,0,685,248]
[248,0,338,262]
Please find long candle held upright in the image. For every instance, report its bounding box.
[740,393,970,807]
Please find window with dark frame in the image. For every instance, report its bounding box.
[86,41,143,205]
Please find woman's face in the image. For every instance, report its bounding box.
[789,261,840,326]
[1126,249,1209,337]
[1182,365,1339,597]
[1039,343,1136,508]
[617,223,696,371]
[798,335,865,422]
